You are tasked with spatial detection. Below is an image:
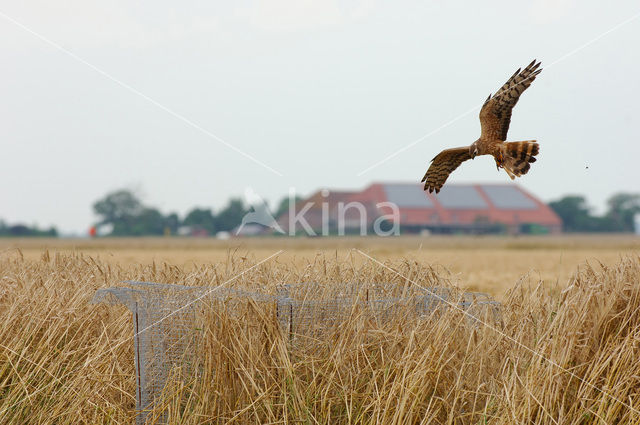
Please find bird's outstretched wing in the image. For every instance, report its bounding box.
[480,60,542,141]
[421,147,472,193]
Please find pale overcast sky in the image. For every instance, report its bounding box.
[1,0,639,234]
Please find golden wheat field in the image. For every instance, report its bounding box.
[4,235,640,297]
[1,235,640,424]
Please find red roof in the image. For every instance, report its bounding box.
[360,183,562,228]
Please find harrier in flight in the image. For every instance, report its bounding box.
[422,60,542,193]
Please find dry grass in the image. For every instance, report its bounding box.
[1,246,640,424]
[2,235,639,297]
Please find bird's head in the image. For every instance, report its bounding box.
[469,141,479,159]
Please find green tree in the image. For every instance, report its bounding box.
[130,208,165,236]
[93,190,143,226]
[548,195,596,232]
[605,193,640,232]
[183,208,216,234]
[164,212,180,235]
[93,189,171,236]
[215,198,247,232]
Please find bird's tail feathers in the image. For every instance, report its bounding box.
[503,140,539,178]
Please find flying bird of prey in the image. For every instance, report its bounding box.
[422,60,542,193]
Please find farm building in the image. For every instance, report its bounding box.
[277,182,562,235]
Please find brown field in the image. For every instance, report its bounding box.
[1,235,640,424]
[3,235,639,297]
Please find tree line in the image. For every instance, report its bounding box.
[0,221,58,237]
[548,193,640,233]
[92,189,295,236]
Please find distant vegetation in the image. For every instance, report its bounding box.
[0,220,57,237]
[91,189,301,237]
[548,193,640,233]
[92,189,250,236]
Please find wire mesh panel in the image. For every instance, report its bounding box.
[93,282,209,425]
[274,283,498,339]
[93,281,500,424]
